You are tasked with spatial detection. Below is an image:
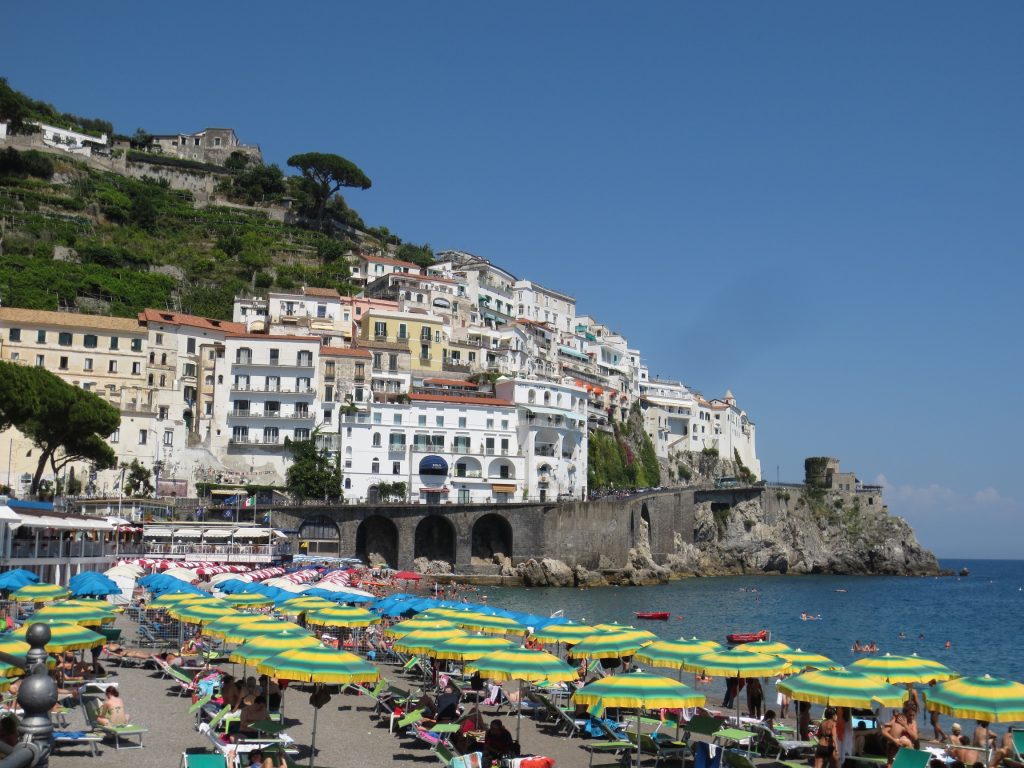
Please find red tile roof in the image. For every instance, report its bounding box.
[408,393,513,407]
[364,255,423,270]
[423,378,477,387]
[302,287,341,298]
[138,308,244,334]
[224,332,320,341]
[321,346,372,358]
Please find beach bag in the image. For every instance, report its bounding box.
[450,752,482,768]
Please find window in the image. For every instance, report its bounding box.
[436,415,444,427]
[58,332,72,346]
[501,419,509,430]
[84,358,93,371]
[453,435,471,452]
[35,354,44,367]
[294,428,310,441]
[236,347,252,364]
[266,375,279,392]
[186,337,196,353]
[420,344,430,359]
[458,417,467,428]
[528,389,536,403]
[297,376,311,391]
[324,409,332,424]
[458,489,470,504]
[371,458,380,473]
[158,406,169,420]
[392,462,401,475]
[297,351,312,367]
[372,353,383,370]
[324,385,334,402]
[324,362,335,380]
[159,374,166,387]
[163,430,173,447]
[317,304,326,318]
[374,321,387,339]
[213,136,221,147]
[183,363,196,377]
[389,433,406,449]
[373,413,382,425]
[388,354,398,371]
[131,338,142,352]
[83,334,97,349]
[36,330,46,344]
[232,426,249,442]
[486,418,494,429]
[393,414,402,425]
[344,477,351,488]
[372,433,382,447]
[501,437,510,455]
[155,333,163,345]
[263,426,279,444]
[109,429,119,443]
[398,323,408,340]
[8,328,20,342]
[418,415,427,426]
[139,430,148,445]
[59,356,68,370]
[109,336,119,350]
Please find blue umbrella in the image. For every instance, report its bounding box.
[0,570,40,591]
[71,582,121,598]
[215,578,251,594]
[303,588,373,604]
[70,573,119,589]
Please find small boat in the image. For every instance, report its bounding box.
[726,629,768,644]
[959,567,970,577]
[635,611,671,621]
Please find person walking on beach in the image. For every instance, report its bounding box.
[747,677,764,719]
[776,674,790,719]
[814,707,839,768]
[925,681,946,742]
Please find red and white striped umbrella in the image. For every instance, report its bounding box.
[247,567,286,581]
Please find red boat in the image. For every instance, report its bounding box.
[726,629,769,644]
[634,611,671,621]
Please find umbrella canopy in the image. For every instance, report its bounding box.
[217,619,311,643]
[11,583,69,602]
[14,621,105,652]
[168,601,237,624]
[573,671,707,710]
[778,667,909,708]
[923,675,1024,722]
[31,604,116,626]
[448,612,527,636]
[466,646,579,683]
[162,568,200,582]
[530,622,599,643]
[392,627,469,655]
[734,639,794,655]
[277,597,336,613]
[0,638,32,675]
[384,618,459,638]
[222,593,275,608]
[302,587,374,604]
[257,645,379,685]
[432,634,516,662]
[849,654,958,684]
[203,612,267,637]
[0,569,40,589]
[683,647,790,678]
[230,630,322,665]
[776,649,836,670]
[569,630,655,660]
[149,592,211,610]
[69,581,121,598]
[635,639,725,670]
[305,606,380,628]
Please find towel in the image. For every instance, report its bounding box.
[695,741,721,768]
[54,731,88,739]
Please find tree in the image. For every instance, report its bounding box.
[11,365,120,496]
[285,434,342,501]
[121,459,153,497]
[286,152,371,230]
[0,361,40,431]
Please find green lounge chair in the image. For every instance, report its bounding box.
[625,730,690,767]
[583,740,636,768]
[180,753,229,768]
[892,747,932,768]
[82,696,148,749]
[685,714,727,740]
[188,693,214,727]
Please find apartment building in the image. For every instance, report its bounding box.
[349,254,421,285]
[357,308,448,374]
[514,280,576,334]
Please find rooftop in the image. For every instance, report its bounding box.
[138,308,244,334]
[0,307,144,332]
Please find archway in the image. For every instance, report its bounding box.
[299,516,341,557]
[367,485,380,504]
[356,515,399,567]
[640,503,652,548]
[471,513,513,564]
[414,516,456,566]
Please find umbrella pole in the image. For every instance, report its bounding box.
[635,711,641,768]
[309,686,320,768]
[516,680,523,744]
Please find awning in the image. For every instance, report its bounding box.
[491,483,517,493]
[559,346,590,361]
[16,515,76,529]
[174,529,202,538]
[525,405,578,420]
[233,528,272,537]
[145,527,173,537]
[418,486,449,494]
[0,506,23,523]
[419,455,449,476]
[202,529,233,539]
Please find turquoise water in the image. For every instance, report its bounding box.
[482,559,1024,681]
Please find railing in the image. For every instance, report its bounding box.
[442,360,472,373]
[9,539,144,560]
[231,385,317,395]
[453,469,483,478]
[535,445,557,457]
[144,543,287,559]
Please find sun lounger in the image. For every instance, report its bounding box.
[180,753,230,768]
[625,730,691,767]
[749,723,815,759]
[892,748,932,768]
[82,696,148,749]
[198,723,299,761]
[583,739,636,768]
[52,729,103,757]
[685,714,729,740]
[188,693,214,726]
[530,691,588,737]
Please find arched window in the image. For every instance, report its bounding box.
[159,374,166,387]
[556,393,563,405]
[543,391,551,405]
[161,353,167,365]
[528,389,536,404]
[372,433,382,448]
[344,478,351,489]
[371,458,380,474]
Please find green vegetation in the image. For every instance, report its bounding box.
[0,147,54,179]
[120,459,153,498]
[733,448,756,483]
[285,435,342,501]
[376,481,408,503]
[287,152,372,230]
[711,502,732,539]
[0,77,112,136]
[587,404,661,490]
[0,361,120,496]
[804,457,830,488]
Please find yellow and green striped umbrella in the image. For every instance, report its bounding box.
[923,675,1024,722]
[593,622,636,632]
[391,627,468,655]
[277,597,336,613]
[230,630,322,665]
[777,667,908,708]
[11,583,69,603]
[257,645,379,685]
[15,620,105,652]
[448,612,527,636]
[849,653,957,684]
[222,593,275,609]
[530,622,599,643]
[466,647,579,684]
[734,639,793,655]
[432,634,515,662]
[218,619,310,644]
[568,630,655,660]
[776,649,836,670]
[683,647,790,678]
[31,603,116,626]
[168,601,237,624]
[62,599,122,614]
[305,606,380,628]
[204,612,267,638]
[383,617,458,638]
[573,671,706,710]
[149,592,209,610]
[0,638,31,675]
[635,639,724,670]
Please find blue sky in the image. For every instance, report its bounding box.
[5,2,1023,557]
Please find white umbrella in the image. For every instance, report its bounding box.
[209,572,251,585]
[163,568,200,582]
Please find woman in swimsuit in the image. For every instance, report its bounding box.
[815,707,839,768]
[96,686,130,727]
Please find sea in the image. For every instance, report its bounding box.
[481,559,1024,683]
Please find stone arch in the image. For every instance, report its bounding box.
[488,458,516,479]
[414,515,456,566]
[299,515,341,557]
[640,502,652,547]
[356,515,398,567]
[454,456,482,478]
[471,513,513,563]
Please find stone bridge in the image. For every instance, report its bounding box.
[271,488,713,572]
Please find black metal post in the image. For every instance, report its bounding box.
[0,622,56,768]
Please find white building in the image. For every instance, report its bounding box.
[639,378,698,458]
[514,280,576,334]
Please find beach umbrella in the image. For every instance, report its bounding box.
[149,592,209,610]
[392,627,468,656]
[923,675,1024,722]
[162,568,200,582]
[467,646,579,742]
[69,581,121,598]
[203,612,267,638]
[384,618,459,638]
[257,646,379,768]
[222,593,275,609]
[432,634,515,662]
[685,647,790,721]
[734,639,793,655]
[11,583,69,603]
[447,612,527,636]
[305,606,380,628]
[277,597,336,613]
[217,620,311,644]
[573,671,706,768]
[229,630,322,665]
[635,639,725,676]
[0,569,40,589]
[849,653,958,684]
[569,630,655,660]
[213,578,252,593]
[775,649,836,670]
[14,621,105,652]
[302,587,374,604]
[168,602,237,625]
[531,622,599,643]
[0,638,32,675]
[30,604,116,627]
[777,667,908,708]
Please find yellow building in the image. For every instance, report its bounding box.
[358,309,448,373]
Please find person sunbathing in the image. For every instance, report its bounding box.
[96,685,131,727]
[226,747,287,768]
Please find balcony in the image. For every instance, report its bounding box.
[235,360,315,370]
[535,444,557,457]
[442,359,472,373]
[232,384,317,396]
[419,354,432,363]
[454,469,483,479]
